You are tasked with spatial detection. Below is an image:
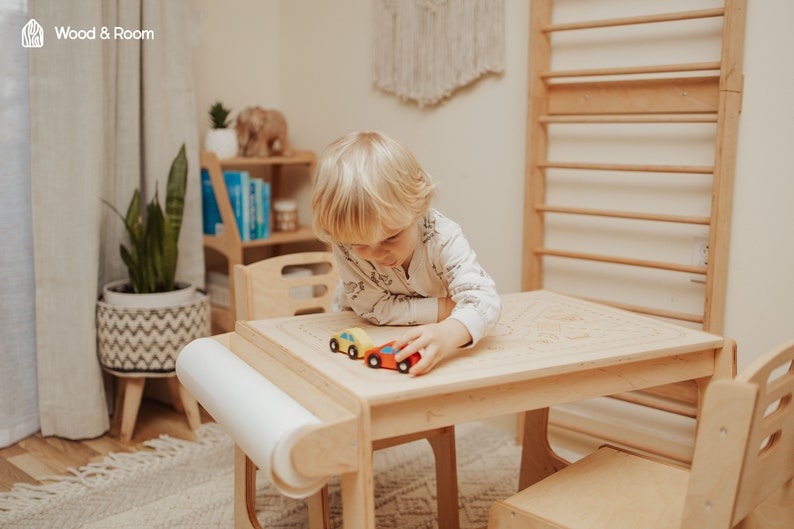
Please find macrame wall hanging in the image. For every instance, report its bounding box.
[372,0,506,107]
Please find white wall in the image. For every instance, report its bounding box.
[725,0,794,367]
[190,0,794,369]
[190,0,280,136]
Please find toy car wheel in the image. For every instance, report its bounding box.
[397,360,411,373]
[329,339,339,353]
[366,354,381,369]
[348,345,359,359]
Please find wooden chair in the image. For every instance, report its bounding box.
[489,338,794,529]
[232,251,460,529]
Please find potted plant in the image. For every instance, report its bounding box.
[96,144,210,374]
[203,101,238,159]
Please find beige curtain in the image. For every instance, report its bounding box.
[28,0,202,439]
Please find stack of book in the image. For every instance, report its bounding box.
[201,169,271,241]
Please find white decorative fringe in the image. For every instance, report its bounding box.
[372,0,506,107]
[0,423,231,521]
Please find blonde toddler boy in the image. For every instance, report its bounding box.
[311,131,501,375]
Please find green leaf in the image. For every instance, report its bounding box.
[124,189,142,245]
[165,144,187,238]
[163,143,187,291]
[119,244,139,292]
[146,191,165,292]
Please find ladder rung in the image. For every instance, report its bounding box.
[542,61,722,80]
[543,8,724,33]
[540,113,718,124]
[548,408,694,464]
[537,205,711,225]
[535,247,708,274]
[538,161,714,174]
[579,296,705,325]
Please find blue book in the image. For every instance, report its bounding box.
[200,169,223,235]
[250,179,264,240]
[261,181,271,238]
[223,171,250,241]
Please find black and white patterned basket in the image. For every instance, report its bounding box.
[96,291,211,374]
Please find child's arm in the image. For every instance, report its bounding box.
[432,214,501,343]
[332,245,441,326]
[395,214,501,375]
[437,296,455,320]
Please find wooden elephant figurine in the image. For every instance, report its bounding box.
[236,106,292,157]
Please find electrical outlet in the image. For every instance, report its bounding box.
[691,236,708,283]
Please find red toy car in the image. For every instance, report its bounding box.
[364,341,421,374]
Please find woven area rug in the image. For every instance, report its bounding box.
[0,421,534,529]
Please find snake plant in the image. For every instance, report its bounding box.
[104,143,188,293]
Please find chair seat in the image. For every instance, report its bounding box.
[489,447,689,529]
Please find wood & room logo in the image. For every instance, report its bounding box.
[21,17,154,47]
[21,18,43,48]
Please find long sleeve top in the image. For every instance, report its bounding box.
[332,209,501,346]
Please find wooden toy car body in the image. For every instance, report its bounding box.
[364,341,421,374]
[329,327,373,359]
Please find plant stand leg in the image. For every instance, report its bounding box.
[113,377,126,419]
[167,376,186,413]
[172,376,202,432]
[120,377,146,442]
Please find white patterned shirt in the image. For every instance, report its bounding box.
[332,209,501,346]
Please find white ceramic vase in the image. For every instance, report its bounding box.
[204,128,238,159]
[102,279,195,308]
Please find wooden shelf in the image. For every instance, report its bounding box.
[207,151,317,168]
[200,150,322,332]
[203,225,316,252]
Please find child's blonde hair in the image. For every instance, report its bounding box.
[311,131,437,244]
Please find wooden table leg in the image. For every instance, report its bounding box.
[307,486,331,529]
[234,445,261,529]
[695,339,737,413]
[120,377,146,442]
[426,426,460,529]
[234,446,330,529]
[518,408,568,490]
[341,436,376,529]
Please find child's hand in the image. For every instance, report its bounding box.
[393,318,471,376]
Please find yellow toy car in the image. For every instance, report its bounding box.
[329,327,374,359]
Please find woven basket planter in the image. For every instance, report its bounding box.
[96,288,211,375]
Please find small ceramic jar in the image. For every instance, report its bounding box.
[273,199,298,231]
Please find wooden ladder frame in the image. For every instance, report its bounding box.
[522,1,746,460]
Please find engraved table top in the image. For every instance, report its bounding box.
[238,290,723,403]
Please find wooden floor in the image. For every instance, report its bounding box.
[0,397,213,493]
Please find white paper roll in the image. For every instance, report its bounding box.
[176,338,327,499]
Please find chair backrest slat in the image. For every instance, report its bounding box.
[234,252,339,320]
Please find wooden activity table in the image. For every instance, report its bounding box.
[229,290,731,529]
